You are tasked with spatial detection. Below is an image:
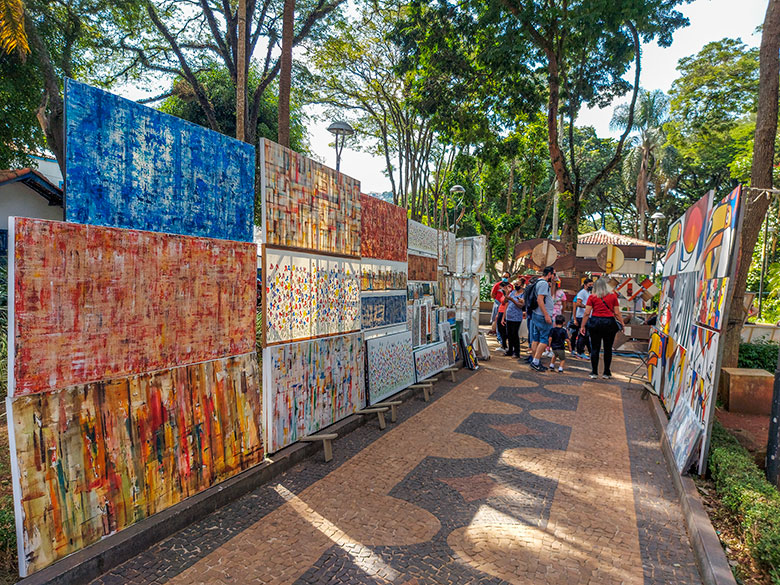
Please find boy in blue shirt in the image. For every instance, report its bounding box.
[548,314,570,373]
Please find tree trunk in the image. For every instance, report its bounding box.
[722,0,780,369]
[277,0,295,147]
[236,0,248,142]
[636,146,650,239]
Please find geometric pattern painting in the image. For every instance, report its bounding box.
[360,194,407,261]
[366,331,415,404]
[9,217,257,396]
[408,219,438,256]
[263,247,361,345]
[65,79,255,242]
[408,253,438,282]
[360,259,408,291]
[413,341,450,382]
[263,332,365,452]
[8,352,263,576]
[361,293,407,330]
[260,139,361,257]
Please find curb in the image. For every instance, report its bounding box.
[646,391,737,585]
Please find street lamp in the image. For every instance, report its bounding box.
[651,211,665,281]
[448,185,466,234]
[327,121,354,173]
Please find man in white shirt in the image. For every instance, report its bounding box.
[572,278,593,359]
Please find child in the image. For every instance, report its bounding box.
[548,314,570,373]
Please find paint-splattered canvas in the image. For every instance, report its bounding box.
[360,194,407,261]
[408,253,438,282]
[666,402,702,473]
[10,218,256,396]
[8,353,263,576]
[361,293,407,330]
[408,219,438,256]
[360,259,408,291]
[263,248,361,345]
[695,277,729,331]
[263,333,365,452]
[261,139,361,257]
[64,79,254,242]
[413,341,450,382]
[366,331,415,404]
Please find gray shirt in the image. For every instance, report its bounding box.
[533,279,555,317]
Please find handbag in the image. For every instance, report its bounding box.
[596,296,623,331]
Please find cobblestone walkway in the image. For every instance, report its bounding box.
[91,355,702,585]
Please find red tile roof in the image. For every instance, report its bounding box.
[0,168,63,204]
[578,229,656,248]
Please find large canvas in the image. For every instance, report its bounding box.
[260,139,361,257]
[10,218,256,396]
[360,194,407,261]
[8,353,263,576]
[408,219,438,255]
[361,293,407,330]
[64,79,254,242]
[366,331,415,404]
[263,248,361,345]
[360,259,408,291]
[408,253,438,282]
[666,402,703,473]
[413,341,450,382]
[263,333,365,452]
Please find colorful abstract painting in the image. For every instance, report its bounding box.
[408,253,438,282]
[662,341,687,412]
[10,218,256,396]
[647,327,666,393]
[361,293,407,330]
[666,402,703,473]
[263,333,365,452]
[65,79,255,242]
[667,272,699,348]
[263,248,361,345]
[8,353,263,576]
[677,192,713,273]
[261,138,361,257]
[414,341,450,382]
[365,331,415,404]
[408,219,438,256]
[698,187,741,280]
[360,194,407,261]
[360,259,408,291]
[685,326,720,424]
[695,277,729,331]
[662,219,683,278]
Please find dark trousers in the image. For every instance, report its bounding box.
[497,316,508,349]
[572,317,591,354]
[506,319,522,356]
[588,317,617,375]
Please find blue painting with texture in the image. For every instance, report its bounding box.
[361,293,407,330]
[65,79,255,242]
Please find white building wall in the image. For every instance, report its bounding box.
[0,183,64,229]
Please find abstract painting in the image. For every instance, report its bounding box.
[695,277,729,331]
[438,322,456,364]
[667,272,699,349]
[662,219,683,278]
[360,194,407,261]
[10,217,256,396]
[698,187,741,280]
[413,341,450,382]
[666,402,703,473]
[408,253,438,282]
[360,259,408,291]
[408,219,438,256]
[662,341,687,412]
[261,138,361,257]
[647,327,666,393]
[263,247,361,345]
[8,353,263,576]
[677,192,712,273]
[366,331,415,404]
[685,326,720,424]
[65,79,255,242]
[361,293,407,330]
[263,332,365,452]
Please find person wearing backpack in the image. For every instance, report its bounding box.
[528,266,556,372]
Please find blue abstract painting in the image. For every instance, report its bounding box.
[361,293,407,330]
[64,79,255,242]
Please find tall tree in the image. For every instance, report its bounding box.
[277,0,295,147]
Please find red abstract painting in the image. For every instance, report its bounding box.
[360,193,407,261]
[408,253,438,282]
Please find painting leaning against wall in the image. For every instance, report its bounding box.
[366,331,415,404]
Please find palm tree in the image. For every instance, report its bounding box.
[611,89,670,239]
[0,0,29,58]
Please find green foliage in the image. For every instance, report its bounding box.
[709,421,780,582]
[0,497,14,556]
[738,341,779,372]
[0,53,46,167]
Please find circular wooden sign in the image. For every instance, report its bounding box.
[596,245,625,273]
[531,241,558,269]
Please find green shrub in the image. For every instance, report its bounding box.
[738,341,779,372]
[709,420,780,582]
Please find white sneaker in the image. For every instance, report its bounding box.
[589,374,598,379]
[558,367,564,373]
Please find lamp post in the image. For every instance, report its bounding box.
[327,121,355,173]
[449,184,465,234]
[651,211,665,282]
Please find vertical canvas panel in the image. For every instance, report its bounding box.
[662,218,683,278]
[361,293,407,330]
[11,218,256,396]
[263,248,361,345]
[438,322,456,364]
[695,277,729,331]
[261,139,361,257]
[698,186,740,280]
[360,194,407,261]
[366,331,415,404]
[455,236,487,274]
[677,192,712,273]
[647,328,666,394]
[65,79,254,242]
[360,259,408,291]
[684,326,720,424]
[413,341,450,382]
[263,333,365,452]
[662,341,687,411]
[8,353,263,576]
[407,219,438,255]
[666,272,699,350]
[437,230,456,269]
[408,253,438,282]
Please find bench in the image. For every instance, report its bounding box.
[356,406,391,430]
[443,367,458,382]
[409,382,434,402]
[373,400,402,423]
[299,433,338,462]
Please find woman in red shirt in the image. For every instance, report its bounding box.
[579,278,625,379]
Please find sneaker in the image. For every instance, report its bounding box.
[531,362,546,372]
[602,374,612,380]
[558,367,564,373]
[549,364,555,370]
[589,374,598,379]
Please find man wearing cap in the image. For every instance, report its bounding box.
[529,266,556,372]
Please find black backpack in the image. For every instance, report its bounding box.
[524,279,539,313]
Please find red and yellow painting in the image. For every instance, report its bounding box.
[360,194,407,261]
[408,253,438,282]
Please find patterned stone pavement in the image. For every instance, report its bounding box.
[90,353,702,585]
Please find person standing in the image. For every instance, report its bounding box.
[490,272,510,342]
[571,278,593,359]
[495,282,510,352]
[529,266,556,372]
[502,281,525,357]
[579,278,625,379]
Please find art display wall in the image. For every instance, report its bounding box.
[361,293,407,330]
[360,259,407,291]
[366,331,415,404]
[407,219,438,256]
[263,333,365,452]
[64,79,255,242]
[260,138,361,257]
[360,194,407,261]
[413,341,450,382]
[263,247,361,345]
[408,253,438,282]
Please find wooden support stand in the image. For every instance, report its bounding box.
[374,400,402,423]
[356,406,390,430]
[444,367,457,382]
[410,382,433,402]
[299,433,338,462]
[627,375,654,401]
